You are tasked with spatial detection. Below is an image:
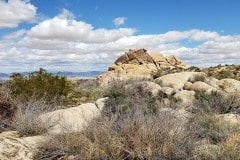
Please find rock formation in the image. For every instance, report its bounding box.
[97,48,187,84]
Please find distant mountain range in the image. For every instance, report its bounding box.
[0,71,104,80]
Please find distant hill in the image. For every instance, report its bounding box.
[0,71,104,80]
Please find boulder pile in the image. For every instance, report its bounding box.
[97,48,187,84]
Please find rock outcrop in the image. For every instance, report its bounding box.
[0,131,45,160]
[39,98,108,134]
[97,49,187,84]
[217,78,240,93]
[156,72,205,90]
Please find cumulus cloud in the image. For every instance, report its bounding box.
[0,9,240,73]
[0,0,37,28]
[27,10,135,44]
[114,17,127,27]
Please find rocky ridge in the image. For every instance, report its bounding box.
[97,48,187,84]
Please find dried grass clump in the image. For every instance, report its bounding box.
[35,106,191,159]
[9,99,55,137]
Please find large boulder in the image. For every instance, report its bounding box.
[174,90,195,104]
[189,81,216,92]
[39,102,102,134]
[156,72,204,90]
[115,48,155,65]
[126,81,162,97]
[204,77,219,88]
[0,131,45,160]
[166,55,187,68]
[217,78,240,93]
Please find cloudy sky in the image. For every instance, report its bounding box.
[0,0,240,73]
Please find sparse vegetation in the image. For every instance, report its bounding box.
[190,113,240,144]
[193,91,240,114]
[65,79,103,107]
[35,105,191,160]
[0,65,240,159]
[9,99,54,137]
[151,64,240,80]
[193,74,206,82]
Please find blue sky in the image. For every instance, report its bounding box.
[0,0,240,73]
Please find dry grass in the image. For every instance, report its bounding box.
[219,133,240,159]
[35,106,191,159]
[9,99,56,137]
[189,113,240,144]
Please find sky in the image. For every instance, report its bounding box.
[0,0,240,73]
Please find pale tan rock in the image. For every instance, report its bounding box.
[183,82,193,90]
[174,90,195,104]
[95,97,109,110]
[156,72,204,90]
[115,48,154,65]
[97,49,187,85]
[161,87,177,96]
[166,55,187,69]
[205,77,219,88]
[0,131,45,160]
[216,78,240,93]
[39,103,101,134]
[150,52,166,63]
[190,81,215,92]
[217,114,240,126]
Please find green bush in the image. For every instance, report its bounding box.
[193,74,206,82]
[8,68,71,105]
[65,79,102,107]
[103,80,165,115]
[194,91,240,114]
[189,114,240,144]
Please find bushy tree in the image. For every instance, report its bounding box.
[8,68,71,104]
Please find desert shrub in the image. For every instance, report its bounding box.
[66,79,102,107]
[103,80,133,114]
[35,106,191,159]
[103,80,164,115]
[218,134,240,159]
[151,69,163,79]
[193,74,206,82]
[188,66,201,72]
[214,70,233,80]
[194,91,240,114]
[9,99,54,136]
[154,79,163,85]
[8,68,71,105]
[0,99,18,131]
[167,95,183,109]
[189,114,240,144]
[203,64,240,80]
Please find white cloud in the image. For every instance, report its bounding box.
[114,17,127,27]
[27,10,135,44]
[3,29,27,40]
[58,8,75,19]
[0,9,240,73]
[0,0,37,28]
